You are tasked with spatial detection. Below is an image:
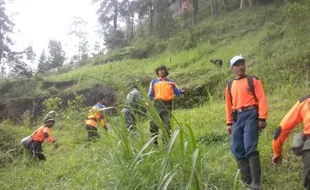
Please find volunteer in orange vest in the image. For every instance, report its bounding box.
[148,65,186,145]
[85,98,107,140]
[225,55,268,190]
[272,95,310,189]
[22,111,58,161]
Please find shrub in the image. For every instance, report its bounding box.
[43,97,63,114]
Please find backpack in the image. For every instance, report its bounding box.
[126,88,140,106]
[227,75,258,104]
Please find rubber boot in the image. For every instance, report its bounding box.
[237,158,252,187]
[249,154,261,190]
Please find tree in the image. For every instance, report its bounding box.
[0,0,14,65]
[92,40,102,57]
[8,46,36,78]
[104,30,127,50]
[180,0,197,25]
[69,17,89,61]
[47,39,66,71]
[80,39,89,61]
[0,1,35,78]
[223,0,229,11]
[153,0,175,37]
[37,50,47,74]
[211,0,219,17]
[240,0,250,8]
[120,0,136,41]
[135,0,154,33]
[8,56,33,78]
[94,0,120,31]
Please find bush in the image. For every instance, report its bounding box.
[154,41,168,53]
[43,97,63,114]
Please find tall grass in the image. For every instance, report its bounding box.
[2,2,310,190]
[0,86,307,189]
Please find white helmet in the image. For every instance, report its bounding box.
[230,55,245,68]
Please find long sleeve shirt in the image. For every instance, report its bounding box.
[225,76,268,125]
[272,95,310,156]
[148,78,183,101]
[31,126,55,143]
[85,103,107,128]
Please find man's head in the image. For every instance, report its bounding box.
[43,111,56,128]
[44,118,55,128]
[155,65,169,77]
[230,55,246,77]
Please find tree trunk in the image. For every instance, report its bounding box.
[240,0,249,9]
[148,1,154,33]
[248,0,253,7]
[0,30,3,65]
[192,0,198,25]
[130,13,134,40]
[113,0,118,31]
[212,0,218,17]
[223,0,229,11]
[275,0,286,7]
[193,0,198,14]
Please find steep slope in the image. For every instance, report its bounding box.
[1,2,310,189]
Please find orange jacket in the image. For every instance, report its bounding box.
[85,103,107,128]
[225,76,268,125]
[273,95,310,156]
[148,78,183,101]
[31,126,55,143]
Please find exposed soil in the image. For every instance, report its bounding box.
[0,81,117,121]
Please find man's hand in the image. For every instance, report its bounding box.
[272,154,282,165]
[181,87,188,93]
[145,102,150,107]
[227,125,232,134]
[258,120,266,129]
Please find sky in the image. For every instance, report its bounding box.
[5,0,101,66]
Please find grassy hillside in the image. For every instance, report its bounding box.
[1,2,310,190]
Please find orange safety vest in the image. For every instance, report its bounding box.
[85,104,107,128]
[31,126,55,143]
[148,78,183,101]
[225,75,268,125]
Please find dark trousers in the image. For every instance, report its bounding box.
[149,100,172,145]
[303,150,310,189]
[122,108,136,130]
[231,108,259,158]
[86,125,99,140]
[27,141,46,161]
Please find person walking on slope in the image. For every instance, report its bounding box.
[148,65,186,145]
[122,80,145,132]
[85,98,107,140]
[272,94,310,190]
[21,111,59,161]
[225,55,268,190]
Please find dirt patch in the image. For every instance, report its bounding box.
[41,80,76,90]
[0,84,117,121]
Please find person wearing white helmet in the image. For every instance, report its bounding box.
[21,111,58,161]
[122,80,145,132]
[85,98,107,140]
[225,55,268,190]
